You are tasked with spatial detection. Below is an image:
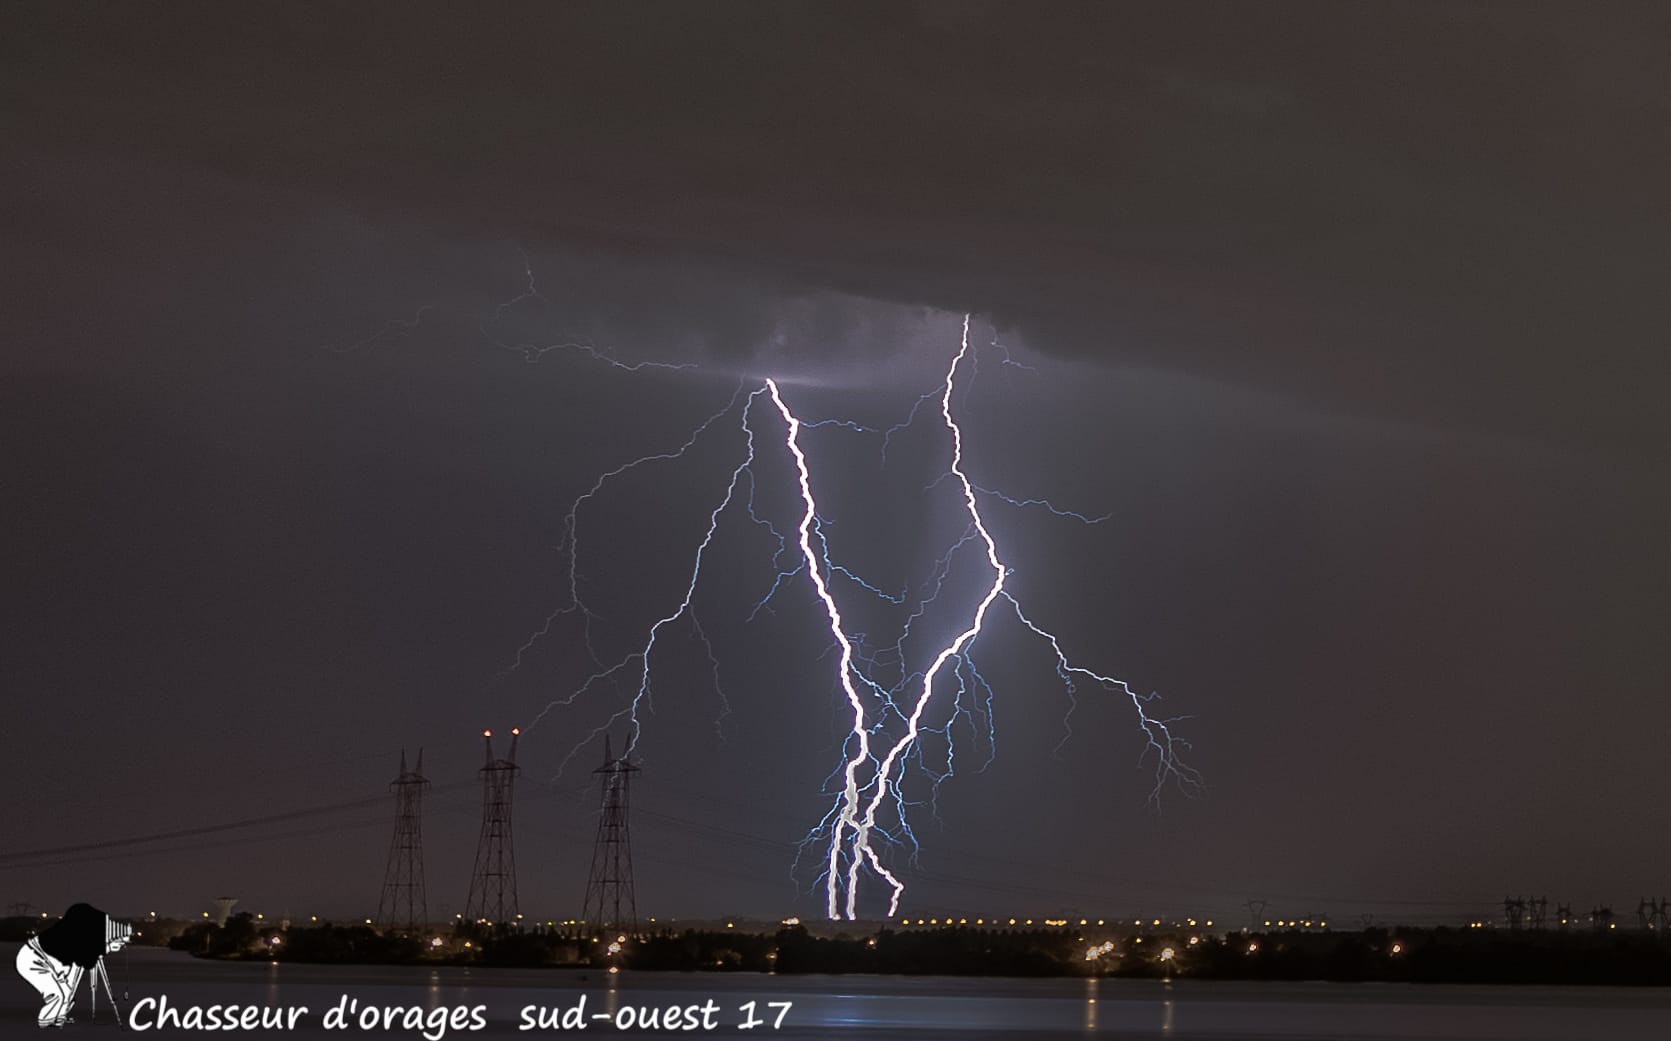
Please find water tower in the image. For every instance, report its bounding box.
[212,897,238,926]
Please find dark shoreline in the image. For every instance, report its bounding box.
[16,914,1659,987]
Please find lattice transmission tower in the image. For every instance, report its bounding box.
[581,736,640,936]
[1503,895,1526,929]
[377,748,430,932]
[1638,897,1669,932]
[464,728,520,926]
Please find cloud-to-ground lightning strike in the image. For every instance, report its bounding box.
[766,378,883,920]
[841,316,1009,919]
[509,313,1200,919]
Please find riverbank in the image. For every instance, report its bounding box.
[140,915,1671,985]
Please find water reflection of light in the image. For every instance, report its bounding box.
[1162,981,1174,1036]
[603,968,619,1018]
[1083,977,1098,1032]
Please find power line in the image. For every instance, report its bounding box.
[0,787,459,864]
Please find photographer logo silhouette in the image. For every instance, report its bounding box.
[14,904,132,1028]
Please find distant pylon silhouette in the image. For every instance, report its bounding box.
[1637,897,1669,932]
[1590,905,1614,931]
[376,749,430,932]
[464,728,520,926]
[1504,895,1526,929]
[581,735,640,935]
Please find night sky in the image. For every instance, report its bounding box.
[2,3,1667,927]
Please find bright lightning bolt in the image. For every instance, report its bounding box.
[500,310,1199,920]
[765,378,876,921]
[842,314,1007,918]
[793,315,1198,918]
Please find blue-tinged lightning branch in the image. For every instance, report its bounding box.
[517,313,1201,920]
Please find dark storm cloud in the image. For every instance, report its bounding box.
[7,1,1669,453]
[3,2,1669,923]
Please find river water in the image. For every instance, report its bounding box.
[3,945,1669,1039]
